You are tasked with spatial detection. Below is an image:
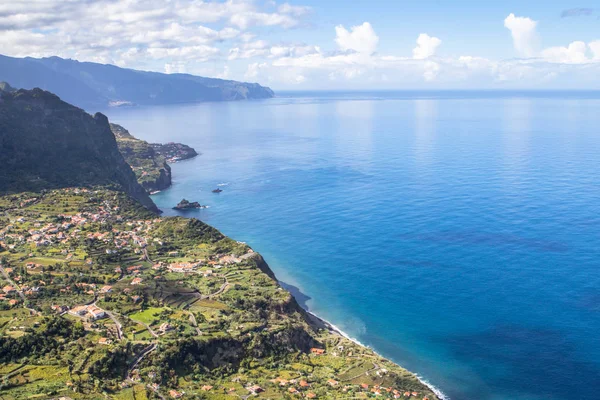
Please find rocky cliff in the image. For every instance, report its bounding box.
[110,123,173,193]
[0,87,158,212]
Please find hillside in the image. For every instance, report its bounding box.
[0,88,440,400]
[111,123,198,193]
[0,54,275,109]
[0,189,440,400]
[0,86,158,213]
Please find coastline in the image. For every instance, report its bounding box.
[292,285,450,400]
[153,176,448,400]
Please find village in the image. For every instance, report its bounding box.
[0,188,439,400]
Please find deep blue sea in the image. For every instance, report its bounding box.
[106,91,600,400]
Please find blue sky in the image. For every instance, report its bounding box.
[1,0,599,89]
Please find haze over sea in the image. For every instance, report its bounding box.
[107,91,600,400]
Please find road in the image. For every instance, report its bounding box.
[103,308,123,340]
[0,263,25,302]
[137,320,158,338]
[127,343,157,378]
[187,310,202,336]
[204,274,229,299]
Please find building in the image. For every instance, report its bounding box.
[99,285,112,293]
[68,305,88,317]
[87,305,106,320]
[131,277,143,285]
[2,285,15,294]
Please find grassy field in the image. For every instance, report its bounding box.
[128,307,169,325]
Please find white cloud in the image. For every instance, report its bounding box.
[269,44,320,58]
[413,33,442,59]
[423,61,441,81]
[334,22,379,54]
[245,62,268,79]
[278,3,311,17]
[0,0,309,65]
[164,61,186,74]
[589,40,600,60]
[541,41,589,64]
[504,13,539,57]
[228,40,270,60]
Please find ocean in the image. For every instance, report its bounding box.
[106,91,600,400]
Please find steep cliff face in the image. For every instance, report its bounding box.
[0,87,158,212]
[111,123,173,193]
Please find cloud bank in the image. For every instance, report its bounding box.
[1,2,600,89]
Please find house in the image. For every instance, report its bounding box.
[69,305,88,317]
[51,305,69,313]
[98,338,113,345]
[307,393,317,399]
[99,285,112,294]
[247,385,264,394]
[288,387,298,394]
[131,277,143,285]
[87,305,106,320]
[169,390,184,398]
[299,380,310,388]
[327,379,338,387]
[201,385,213,391]
[2,285,15,294]
[310,348,325,355]
[131,295,141,303]
[168,263,195,273]
[219,255,240,264]
[8,299,18,306]
[159,323,172,333]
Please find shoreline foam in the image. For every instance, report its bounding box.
[303,302,450,400]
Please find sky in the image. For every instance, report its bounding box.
[1,0,600,89]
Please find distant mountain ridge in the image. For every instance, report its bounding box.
[0,54,274,109]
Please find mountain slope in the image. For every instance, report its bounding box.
[111,123,199,193]
[0,86,158,212]
[0,54,274,109]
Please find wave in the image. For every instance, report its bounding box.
[306,309,450,400]
[217,182,229,187]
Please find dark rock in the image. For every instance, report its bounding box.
[0,87,158,213]
[173,199,205,210]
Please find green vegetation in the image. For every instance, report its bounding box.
[0,87,437,399]
[0,188,439,399]
[111,123,197,193]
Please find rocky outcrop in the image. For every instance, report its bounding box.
[0,87,158,213]
[111,123,173,193]
[173,199,205,210]
[111,123,199,194]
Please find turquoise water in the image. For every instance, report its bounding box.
[106,92,600,400]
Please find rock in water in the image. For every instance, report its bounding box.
[173,199,204,210]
